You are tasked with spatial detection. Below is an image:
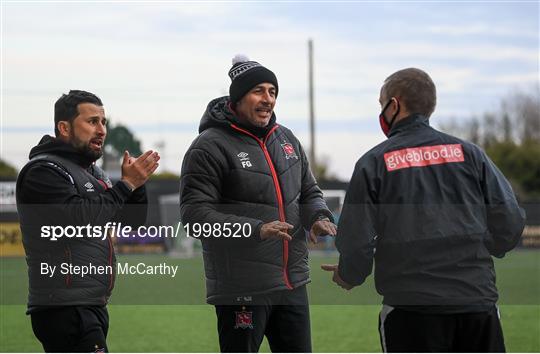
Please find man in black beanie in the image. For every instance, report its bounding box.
[180,55,337,352]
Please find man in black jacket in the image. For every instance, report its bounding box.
[180,56,336,352]
[322,68,526,352]
[16,90,159,352]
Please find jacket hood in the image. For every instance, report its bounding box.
[199,96,277,137]
[29,135,96,167]
[199,96,235,134]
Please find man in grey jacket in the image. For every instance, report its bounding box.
[180,56,336,352]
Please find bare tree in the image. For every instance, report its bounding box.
[482,113,499,148]
[502,85,540,143]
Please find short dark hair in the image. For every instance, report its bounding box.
[54,90,103,136]
[381,68,437,118]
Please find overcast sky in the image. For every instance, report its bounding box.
[2,1,538,180]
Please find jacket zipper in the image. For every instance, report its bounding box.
[230,124,293,289]
[64,246,72,287]
[99,179,115,292]
[107,235,114,291]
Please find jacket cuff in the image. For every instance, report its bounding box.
[338,254,365,286]
[253,222,264,241]
[309,209,335,228]
[114,180,134,200]
[129,184,147,202]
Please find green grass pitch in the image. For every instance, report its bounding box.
[1,250,539,352]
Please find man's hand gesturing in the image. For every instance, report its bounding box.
[121,150,160,190]
[321,264,354,290]
[260,221,294,241]
[309,218,337,243]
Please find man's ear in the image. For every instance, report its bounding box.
[57,121,71,138]
[390,97,401,114]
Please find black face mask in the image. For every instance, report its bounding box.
[379,98,400,137]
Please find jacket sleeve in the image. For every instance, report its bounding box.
[179,147,264,245]
[113,184,148,228]
[89,164,149,228]
[298,144,334,229]
[18,162,133,227]
[480,152,526,258]
[335,158,378,286]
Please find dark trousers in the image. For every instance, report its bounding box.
[379,305,505,352]
[31,306,109,353]
[215,285,311,353]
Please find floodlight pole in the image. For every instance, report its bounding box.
[308,39,316,168]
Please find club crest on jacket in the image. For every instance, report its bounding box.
[281,142,298,160]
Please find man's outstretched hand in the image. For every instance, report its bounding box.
[260,221,294,241]
[321,264,354,290]
[309,218,337,243]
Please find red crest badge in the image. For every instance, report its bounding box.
[281,142,298,160]
[234,311,254,329]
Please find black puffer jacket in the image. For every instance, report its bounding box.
[16,135,147,312]
[336,114,526,308]
[180,96,332,304]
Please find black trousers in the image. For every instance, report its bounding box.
[30,306,109,353]
[215,285,311,353]
[379,305,506,352]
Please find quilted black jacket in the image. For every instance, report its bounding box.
[180,96,332,304]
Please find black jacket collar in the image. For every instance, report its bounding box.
[29,135,96,168]
[388,113,430,138]
[199,96,277,138]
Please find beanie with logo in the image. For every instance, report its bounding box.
[228,55,279,104]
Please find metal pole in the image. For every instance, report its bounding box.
[308,39,316,168]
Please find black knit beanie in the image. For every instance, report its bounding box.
[228,55,279,104]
